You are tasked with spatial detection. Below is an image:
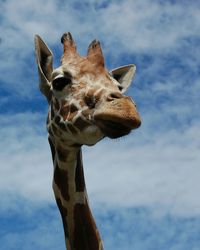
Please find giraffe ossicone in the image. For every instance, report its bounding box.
[35,32,141,250]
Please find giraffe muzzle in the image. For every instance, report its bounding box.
[94,97,141,139]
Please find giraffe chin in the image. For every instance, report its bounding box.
[96,120,132,139]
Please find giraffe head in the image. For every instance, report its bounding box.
[35,32,141,146]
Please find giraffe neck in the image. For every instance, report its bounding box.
[48,137,103,250]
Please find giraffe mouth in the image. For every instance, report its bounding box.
[96,119,132,139]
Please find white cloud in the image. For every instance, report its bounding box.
[0,113,54,203]
[0,0,200,95]
[83,0,200,54]
[0,200,64,250]
[3,198,200,250]
[84,119,200,217]
[0,112,199,217]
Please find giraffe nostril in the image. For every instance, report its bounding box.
[84,95,96,109]
[107,92,123,101]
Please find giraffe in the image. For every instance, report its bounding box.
[35,32,141,250]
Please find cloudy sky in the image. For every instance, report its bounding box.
[0,0,200,249]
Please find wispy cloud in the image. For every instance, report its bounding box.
[1,199,200,250]
[85,121,200,217]
[96,206,200,250]
[0,197,64,250]
[0,111,199,217]
[1,0,200,95]
[0,113,53,202]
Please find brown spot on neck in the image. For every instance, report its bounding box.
[70,103,78,113]
[57,145,70,162]
[51,106,55,119]
[51,123,61,136]
[74,201,103,250]
[54,164,70,201]
[54,115,61,125]
[67,123,77,134]
[48,137,56,162]
[75,150,85,192]
[74,117,90,130]
[56,198,69,238]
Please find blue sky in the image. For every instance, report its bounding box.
[0,0,200,249]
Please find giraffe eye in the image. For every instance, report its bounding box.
[52,77,72,91]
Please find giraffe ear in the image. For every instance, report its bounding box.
[110,64,136,93]
[35,35,53,102]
